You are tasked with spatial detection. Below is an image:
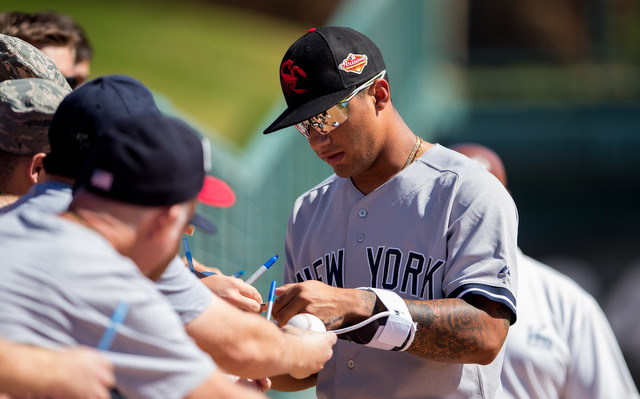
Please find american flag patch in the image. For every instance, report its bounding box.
[90,169,114,191]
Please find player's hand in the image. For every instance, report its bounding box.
[200,274,263,313]
[279,324,337,379]
[49,346,115,399]
[274,280,370,330]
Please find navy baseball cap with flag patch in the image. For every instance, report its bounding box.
[263,26,386,134]
[75,113,218,233]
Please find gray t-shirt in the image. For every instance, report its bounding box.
[0,210,215,399]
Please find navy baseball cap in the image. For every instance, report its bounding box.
[75,113,216,233]
[263,26,386,134]
[44,74,161,178]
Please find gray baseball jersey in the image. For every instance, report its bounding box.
[0,180,213,325]
[284,144,519,398]
[0,210,215,399]
[502,251,640,399]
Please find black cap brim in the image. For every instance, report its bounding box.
[263,86,355,134]
[189,213,217,235]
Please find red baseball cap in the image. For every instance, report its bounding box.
[184,175,235,235]
[197,175,235,208]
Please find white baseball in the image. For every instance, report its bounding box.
[286,313,326,332]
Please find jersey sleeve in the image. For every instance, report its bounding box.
[444,172,519,324]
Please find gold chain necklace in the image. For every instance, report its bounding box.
[402,135,422,170]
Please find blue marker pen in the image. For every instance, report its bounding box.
[232,270,246,278]
[182,237,195,273]
[265,280,277,322]
[183,237,216,278]
[245,254,279,285]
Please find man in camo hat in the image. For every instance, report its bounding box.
[0,33,70,87]
[0,33,71,205]
[0,78,71,205]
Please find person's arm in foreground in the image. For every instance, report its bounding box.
[185,290,336,380]
[0,339,114,399]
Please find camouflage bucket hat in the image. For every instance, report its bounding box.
[0,78,71,155]
[0,34,71,90]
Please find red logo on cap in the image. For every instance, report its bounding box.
[338,53,368,74]
[281,60,307,95]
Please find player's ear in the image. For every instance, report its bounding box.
[371,79,390,110]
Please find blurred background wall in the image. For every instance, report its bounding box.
[2,0,639,396]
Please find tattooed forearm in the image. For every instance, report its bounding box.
[405,297,510,364]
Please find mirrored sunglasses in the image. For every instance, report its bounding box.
[295,70,387,139]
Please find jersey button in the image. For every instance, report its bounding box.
[357,233,365,242]
[358,209,367,217]
[347,359,355,369]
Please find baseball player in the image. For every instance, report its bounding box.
[263,27,519,398]
[451,142,640,399]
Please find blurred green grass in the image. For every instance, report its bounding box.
[0,0,306,145]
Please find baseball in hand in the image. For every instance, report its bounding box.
[286,313,326,332]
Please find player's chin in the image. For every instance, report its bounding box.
[329,163,354,178]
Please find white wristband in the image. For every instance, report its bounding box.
[358,288,417,351]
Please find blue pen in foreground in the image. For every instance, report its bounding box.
[265,280,277,322]
[98,300,130,351]
[245,254,279,285]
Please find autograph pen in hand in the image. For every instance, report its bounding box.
[245,254,279,285]
[265,280,277,322]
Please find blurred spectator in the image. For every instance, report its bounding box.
[0,78,70,205]
[605,258,640,390]
[0,11,78,79]
[30,10,93,87]
[0,33,71,206]
[451,142,639,399]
